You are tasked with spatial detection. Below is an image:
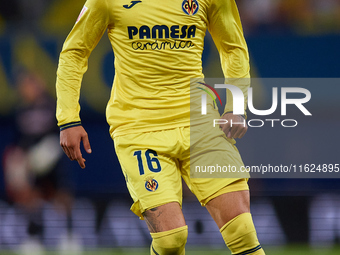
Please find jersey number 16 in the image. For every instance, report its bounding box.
[133,149,162,175]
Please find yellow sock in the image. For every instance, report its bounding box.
[220,213,265,255]
[150,225,188,255]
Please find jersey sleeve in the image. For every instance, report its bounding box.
[56,0,110,129]
[207,0,250,116]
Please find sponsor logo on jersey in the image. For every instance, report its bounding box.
[123,1,142,9]
[182,0,199,16]
[145,178,159,192]
[128,25,196,40]
[127,24,196,50]
[76,6,88,24]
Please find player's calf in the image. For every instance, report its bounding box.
[205,189,265,255]
[220,212,265,255]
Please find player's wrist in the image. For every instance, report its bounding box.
[59,121,82,131]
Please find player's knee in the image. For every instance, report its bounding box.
[220,213,265,255]
[150,225,188,255]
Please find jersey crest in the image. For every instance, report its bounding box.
[145,178,159,192]
[182,0,199,16]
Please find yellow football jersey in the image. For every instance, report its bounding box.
[56,0,250,138]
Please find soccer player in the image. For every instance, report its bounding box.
[56,0,265,254]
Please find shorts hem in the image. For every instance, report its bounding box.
[199,178,249,206]
[131,197,182,220]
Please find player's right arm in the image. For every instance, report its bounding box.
[56,0,110,168]
[207,0,250,139]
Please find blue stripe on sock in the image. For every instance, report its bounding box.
[234,245,262,255]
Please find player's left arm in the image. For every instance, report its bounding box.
[207,0,250,139]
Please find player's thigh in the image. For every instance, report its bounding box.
[182,127,249,204]
[183,124,250,228]
[143,201,186,233]
[114,132,183,218]
[205,190,250,229]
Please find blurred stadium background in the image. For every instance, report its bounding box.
[0,0,340,254]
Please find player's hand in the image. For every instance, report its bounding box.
[60,126,92,169]
[220,112,248,139]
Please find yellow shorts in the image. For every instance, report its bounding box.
[114,124,249,219]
